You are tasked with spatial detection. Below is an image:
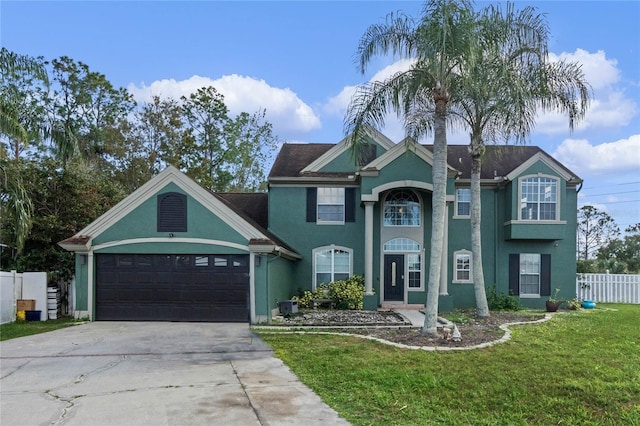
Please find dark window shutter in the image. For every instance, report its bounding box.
[357,143,377,166]
[509,254,520,295]
[157,192,187,232]
[540,254,551,296]
[345,188,356,222]
[306,187,317,222]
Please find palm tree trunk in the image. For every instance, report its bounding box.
[422,88,448,336]
[470,140,489,317]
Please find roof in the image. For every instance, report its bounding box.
[270,142,579,181]
[269,143,334,178]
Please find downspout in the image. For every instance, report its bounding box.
[265,251,283,323]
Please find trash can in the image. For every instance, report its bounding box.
[25,310,42,321]
[279,300,298,315]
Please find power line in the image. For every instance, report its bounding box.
[582,199,640,205]
[582,181,640,190]
[582,189,640,197]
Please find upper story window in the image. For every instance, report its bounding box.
[157,192,187,232]
[519,176,558,221]
[317,187,345,224]
[306,187,355,224]
[383,190,420,226]
[455,188,470,217]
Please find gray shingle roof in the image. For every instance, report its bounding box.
[269,142,577,181]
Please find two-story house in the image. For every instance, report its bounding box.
[60,130,580,323]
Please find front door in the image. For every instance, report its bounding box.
[384,254,404,301]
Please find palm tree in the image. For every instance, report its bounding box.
[0,48,49,253]
[345,0,475,335]
[447,3,590,316]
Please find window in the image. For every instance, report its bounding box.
[306,188,355,223]
[519,253,540,295]
[313,246,352,288]
[157,192,187,232]
[408,254,421,288]
[453,250,472,283]
[383,238,420,252]
[509,253,551,297]
[384,190,420,226]
[519,177,558,221]
[455,188,470,217]
[317,187,345,223]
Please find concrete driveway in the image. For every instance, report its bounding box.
[1,322,349,426]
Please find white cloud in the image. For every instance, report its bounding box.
[325,58,416,117]
[127,74,321,138]
[536,49,637,135]
[553,134,640,175]
[550,49,620,90]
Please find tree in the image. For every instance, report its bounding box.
[224,110,279,192]
[0,48,49,253]
[48,56,135,167]
[598,223,640,273]
[345,0,475,335]
[1,158,125,279]
[0,48,49,148]
[448,3,589,316]
[577,205,619,260]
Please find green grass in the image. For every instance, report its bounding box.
[258,304,640,425]
[1,317,80,341]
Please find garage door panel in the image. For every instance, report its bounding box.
[96,254,249,322]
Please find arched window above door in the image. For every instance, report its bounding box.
[383,190,420,226]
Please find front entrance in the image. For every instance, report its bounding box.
[384,254,404,301]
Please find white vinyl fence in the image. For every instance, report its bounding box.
[576,272,640,304]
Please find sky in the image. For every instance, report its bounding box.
[2,1,639,233]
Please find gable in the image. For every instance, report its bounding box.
[59,166,270,252]
[92,182,251,247]
[301,128,395,174]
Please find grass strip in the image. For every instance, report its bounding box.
[259,304,640,425]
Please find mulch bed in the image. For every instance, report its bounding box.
[270,310,547,348]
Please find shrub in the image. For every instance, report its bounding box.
[487,285,520,311]
[292,276,365,310]
[329,275,365,310]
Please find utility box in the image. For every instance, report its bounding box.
[17,299,36,311]
[279,300,298,315]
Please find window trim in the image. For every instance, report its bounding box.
[517,174,560,222]
[316,187,345,224]
[518,253,541,297]
[454,188,471,218]
[312,246,353,289]
[453,249,473,283]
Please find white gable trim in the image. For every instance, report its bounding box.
[92,238,250,252]
[362,180,435,202]
[363,139,459,176]
[302,128,395,173]
[72,166,268,247]
[506,152,574,181]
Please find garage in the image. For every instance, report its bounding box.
[95,254,249,322]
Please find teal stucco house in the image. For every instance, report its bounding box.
[60,130,581,323]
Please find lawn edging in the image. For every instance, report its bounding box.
[255,313,553,351]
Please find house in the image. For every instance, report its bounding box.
[59,130,581,323]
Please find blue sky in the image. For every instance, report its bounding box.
[2,1,639,232]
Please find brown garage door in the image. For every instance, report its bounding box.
[95,254,249,322]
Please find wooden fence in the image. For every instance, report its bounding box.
[576,273,640,304]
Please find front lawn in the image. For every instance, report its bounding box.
[258,304,640,425]
[0,317,80,341]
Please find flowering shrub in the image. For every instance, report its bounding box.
[292,276,365,310]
